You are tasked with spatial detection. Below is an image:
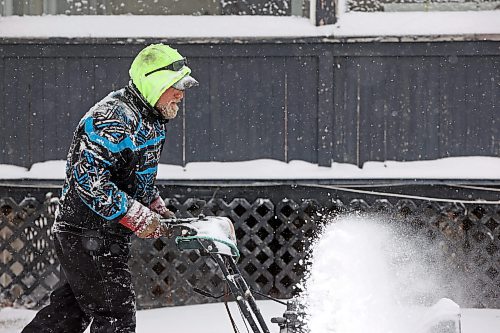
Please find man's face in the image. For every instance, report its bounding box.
[155,87,184,120]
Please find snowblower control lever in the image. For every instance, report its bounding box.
[159,215,204,238]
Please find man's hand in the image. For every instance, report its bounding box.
[149,195,175,218]
[119,200,171,238]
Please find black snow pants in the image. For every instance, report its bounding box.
[22,230,136,333]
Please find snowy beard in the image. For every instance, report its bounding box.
[157,101,179,120]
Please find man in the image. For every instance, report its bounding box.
[22,44,198,333]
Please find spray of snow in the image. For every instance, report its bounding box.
[302,215,469,333]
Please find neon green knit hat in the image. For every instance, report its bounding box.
[129,44,191,107]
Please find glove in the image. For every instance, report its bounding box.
[149,195,175,218]
[119,200,169,238]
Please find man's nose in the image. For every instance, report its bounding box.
[174,90,184,99]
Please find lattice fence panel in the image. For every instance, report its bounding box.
[460,205,500,307]
[273,198,322,298]
[1,193,499,309]
[131,197,228,307]
[0,195,60,308]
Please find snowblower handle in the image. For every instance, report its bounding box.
[158,216,270,333]
[159,217,201,238]
[159,214,208,225]
[163,216,239,258]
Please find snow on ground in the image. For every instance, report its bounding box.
[0,11,499,39]
[0,301,284,333]
[0,301,499,333]
[1,157,499,180]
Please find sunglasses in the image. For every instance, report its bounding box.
[144,58,187,77]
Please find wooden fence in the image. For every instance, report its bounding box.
[0,39,498,168]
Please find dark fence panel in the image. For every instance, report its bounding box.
[332,54,500,165]
[1,183,499,309]
[0,40,498,168]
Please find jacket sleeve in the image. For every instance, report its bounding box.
[72,111,132,221]
[150,186,161,205]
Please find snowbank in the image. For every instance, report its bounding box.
[0,301,283,333]
[0,301,499,333]
[0,11,499,39]
[333,10,500,38]
[0,15,331,39]
[0,157,499,180]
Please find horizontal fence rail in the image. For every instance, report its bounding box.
[1,184,499,309]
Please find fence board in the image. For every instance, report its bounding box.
[58,57,73,146]
[439,56,465,157]
[190,56,226,163]
[263,57,287,160]
[184,57,212,164]
[332,57,356,165]
[27,58,45,167]
[207,57,224,162]
[0,57,4,164]
[317,52,334,166]
[41,57,58,161]
[343,56,363,166]
[54,58,79,159]
[3,57,42,167]
[465,57,492,155]
[491,56,500,156]
[286,56,319,163]
[358,57,387,162]
[423,57,441,159]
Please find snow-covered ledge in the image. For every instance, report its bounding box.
[0,157,499,180]
[333,11,500,38]
[0,12,499,39]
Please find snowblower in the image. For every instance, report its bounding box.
[161,215,462,333]
[161,214,274,333]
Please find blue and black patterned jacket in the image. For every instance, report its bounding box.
[54,83,167,239]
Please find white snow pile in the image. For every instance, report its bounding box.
[301,215,471,333]
[0,11,499,39]
[0,301,284,333]
[333,10,500,37]
[1,300,500,333]
[1,156,500,180]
